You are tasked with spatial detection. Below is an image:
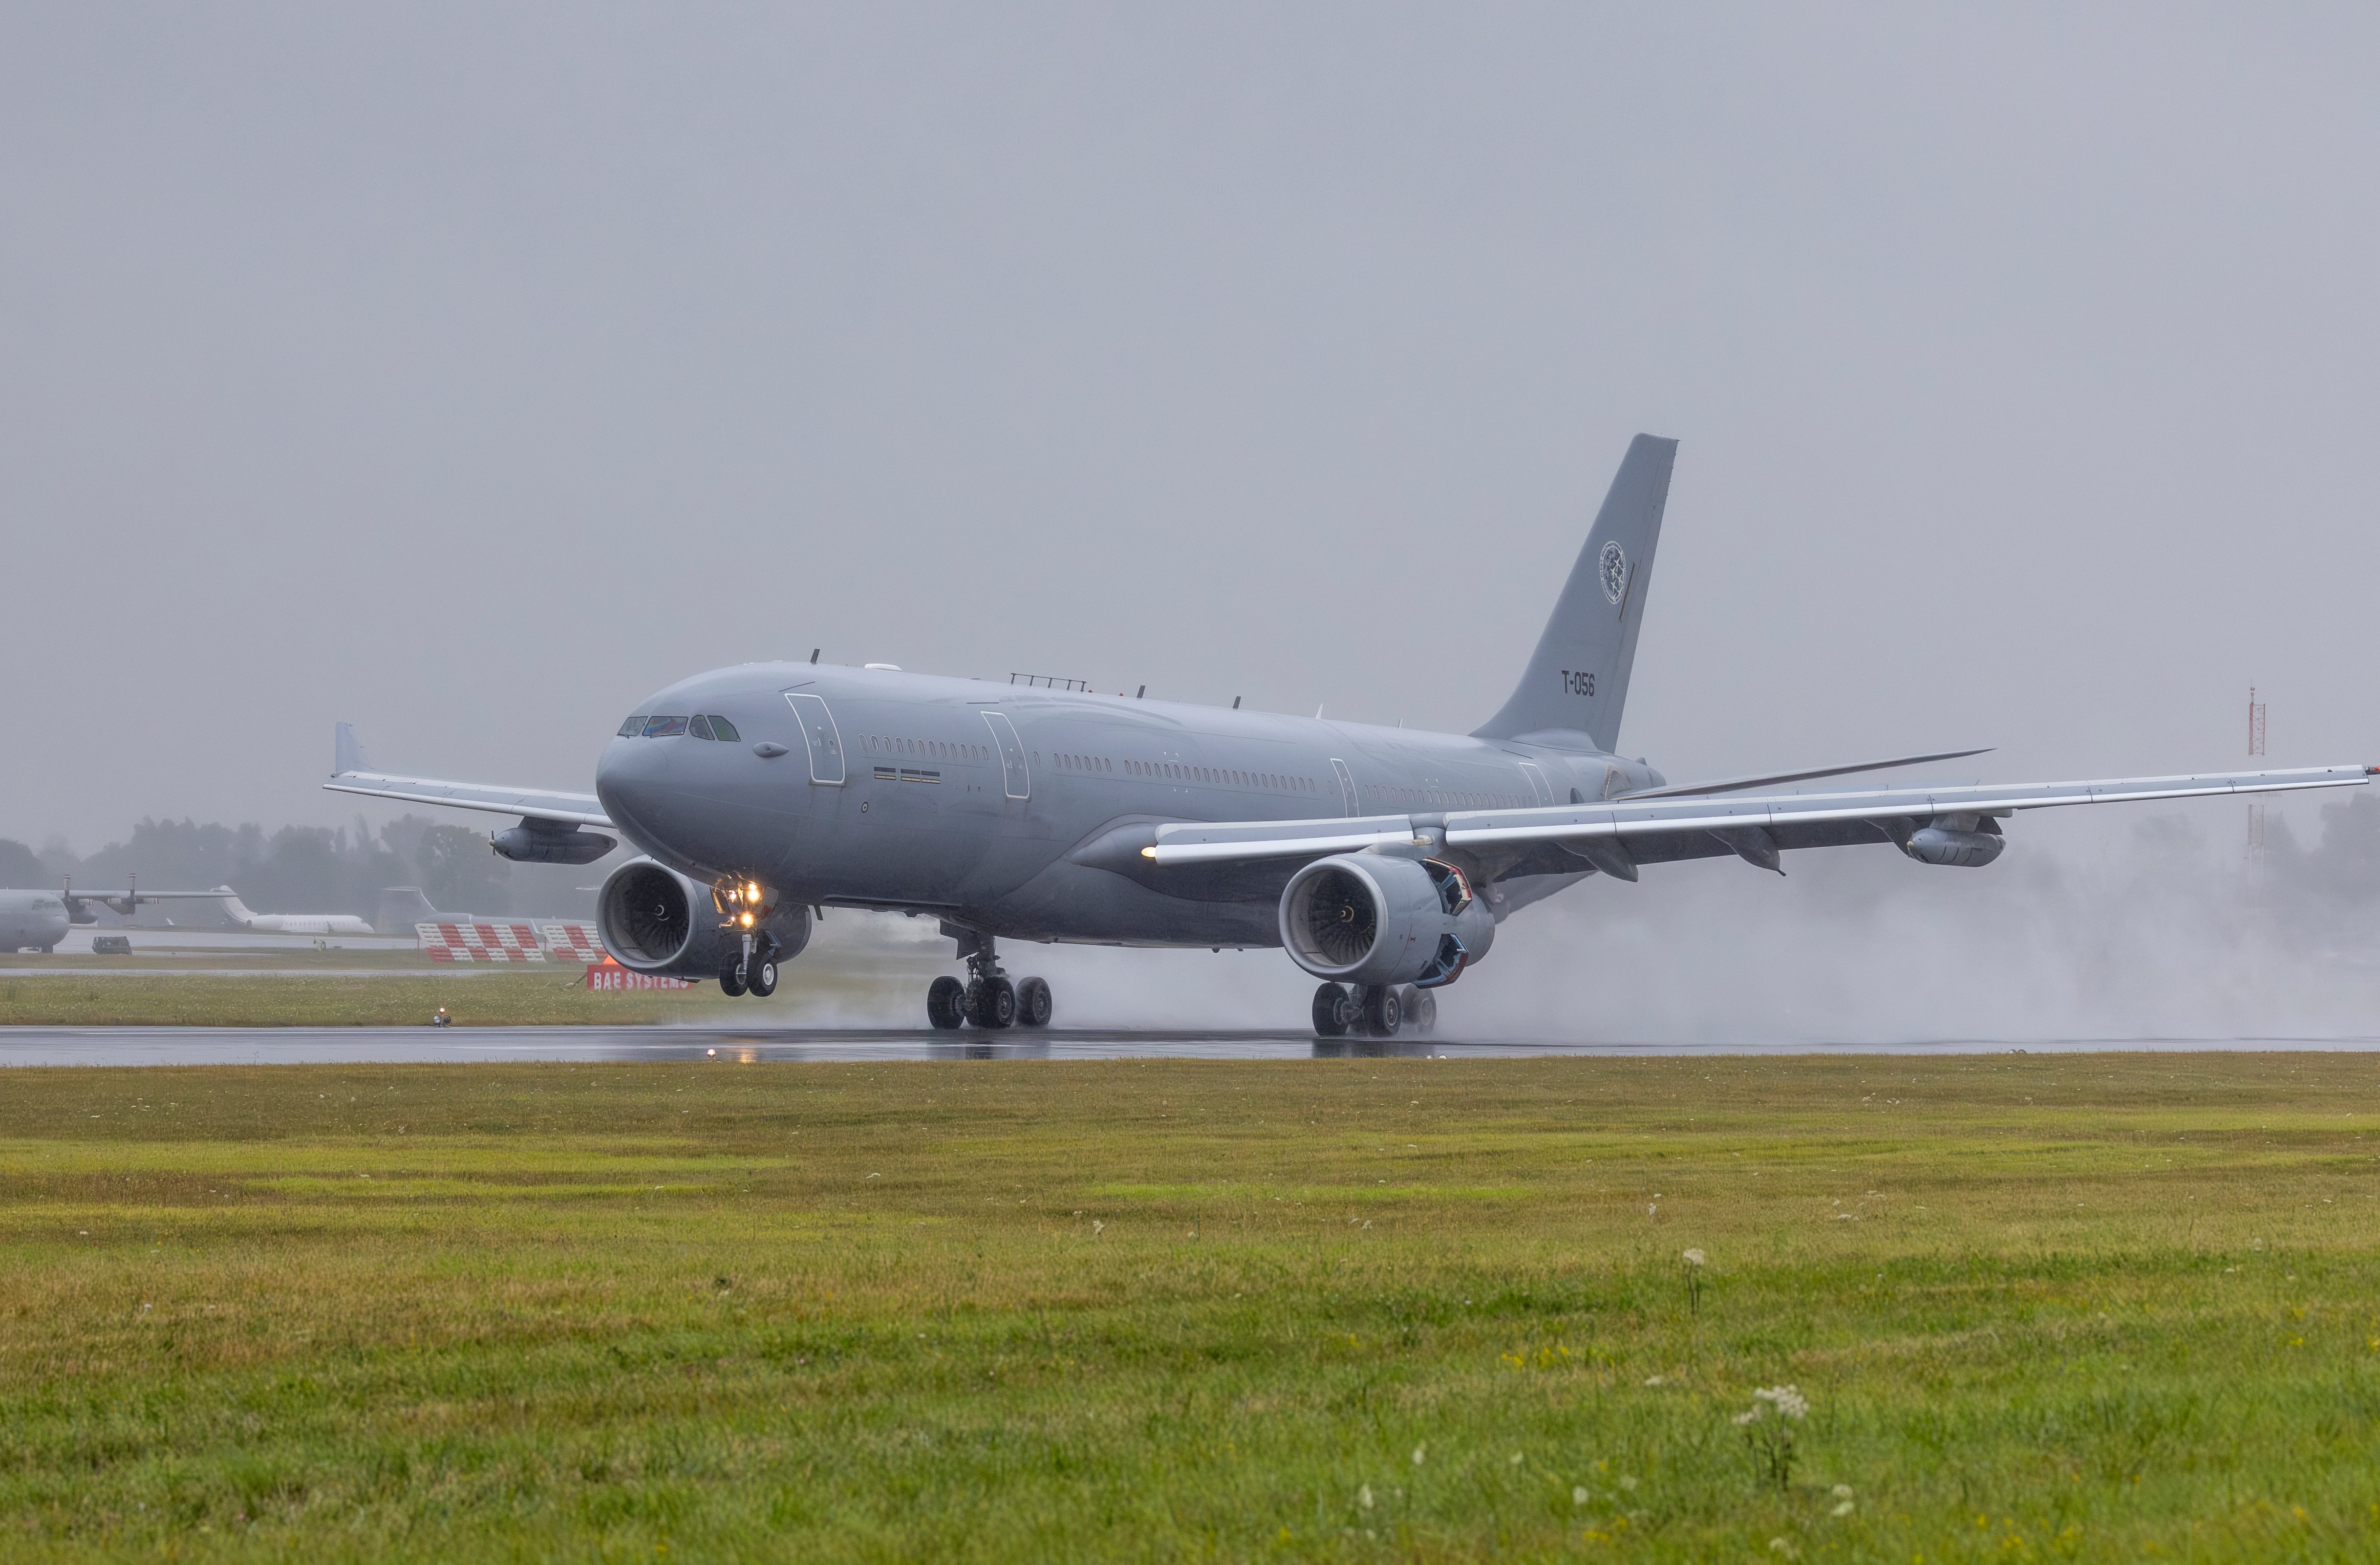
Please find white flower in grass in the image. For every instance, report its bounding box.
[1752,1384,1808,1420]
[1682,1248,1706,1266]
[1412,1445,1426,1465]
[1733,1406,1762,1426]
[1832,1500,1855,1517]
[1358,1484,1373,1511]
[1831,1484,1853,1499]
[1572,1486,1589,1506]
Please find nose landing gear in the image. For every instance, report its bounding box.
[927,928,1052,1031]
[1310,982,1436,1039]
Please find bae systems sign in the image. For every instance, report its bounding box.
[584,964,696,991]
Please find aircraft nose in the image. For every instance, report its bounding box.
[595,738,669,846]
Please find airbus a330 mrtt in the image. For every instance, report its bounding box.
[326,436,2372,1035]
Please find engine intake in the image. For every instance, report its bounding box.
[597,859,811,978]
[1279,854,1496,988]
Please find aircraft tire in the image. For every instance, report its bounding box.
[1017,976,1053,1028]
[718,961,747,998]
[1311,982,1355,1038]
[927,976,967,1029]
[1361,984,1402,1038]
[747,957,778,998]
[982,976,1018,1029]
[1407,987,1437,1035]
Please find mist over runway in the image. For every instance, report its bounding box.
[8,1025,2380,1068]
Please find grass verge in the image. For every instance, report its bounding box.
[3,1052,2377,1561]
[0,971,854,1027]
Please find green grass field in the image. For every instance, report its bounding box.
[0,968,907,1028]
[4,1052,2378,1561]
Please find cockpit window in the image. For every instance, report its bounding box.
[689,715,717,741]
[642,715,689,738]
[618,716,647,737]
[708,715,741,742]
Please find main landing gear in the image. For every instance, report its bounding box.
[718,935,780,999]
[927,928,1053,1031]
[1311,982,1437,1039]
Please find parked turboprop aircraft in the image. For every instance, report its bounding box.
[209,890,375,937]
[324,435,2374,1035]
[0,881,238,954]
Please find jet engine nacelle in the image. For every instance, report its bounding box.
[1279,854,1496,988]
[1901,815,2006,868]
[596,858,811,978]
[492,820,618,866]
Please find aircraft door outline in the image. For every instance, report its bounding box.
[982,711,1029,800]
[1517,761,1555,805]
[782,692,846,785]
[1329,757,1358,817]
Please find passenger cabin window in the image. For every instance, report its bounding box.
[642,715,689,737]
[710,715,741,742]
[619,716,646,737]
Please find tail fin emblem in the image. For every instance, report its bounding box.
[1599,541,1627,603]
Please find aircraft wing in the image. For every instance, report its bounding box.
[1144,764,2373,866]
[323,769,613,828]
[322,722,611,827]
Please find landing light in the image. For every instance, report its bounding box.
[740,913,754,927]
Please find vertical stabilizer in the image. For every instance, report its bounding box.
[1472,433,1676,751]
[376,886,441,934]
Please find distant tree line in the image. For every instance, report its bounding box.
[3,793,2375,930]
[0,815,611,920]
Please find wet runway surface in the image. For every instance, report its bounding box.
[4,1026,2379,1066]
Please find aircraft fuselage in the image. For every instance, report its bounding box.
[594,664,1657,947]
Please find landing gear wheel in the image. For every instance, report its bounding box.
[1017,976,1053,1028]
[718,960,747,997]
[927,975,966,1030]
[1407,987,1437,1034]
[1312,982,1358,1038]
[1362,984,1403,1037]
[962,977,986,1027]
[981,975,1017,1029]
[746,956,778,998]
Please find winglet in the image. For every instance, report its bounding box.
[334,722,371,777]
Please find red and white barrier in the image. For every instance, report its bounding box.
[540,922,605,962]
[417,922,546,962]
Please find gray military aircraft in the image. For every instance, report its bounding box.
[0,880,234,954]
[326,436,2373,1035]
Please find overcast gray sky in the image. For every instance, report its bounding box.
[5,5,2376,855]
